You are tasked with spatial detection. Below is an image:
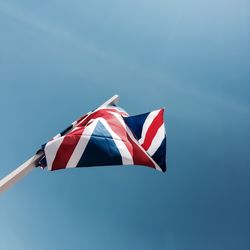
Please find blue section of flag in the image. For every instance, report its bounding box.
[124,110,167,171]
[39,105,166,172]
[152,137,167,172]
[123,112,148,140]
[76,121,122,167]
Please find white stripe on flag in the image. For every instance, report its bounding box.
[107,111,127,129]
[66,120,98,168]
[98,118,133,165]
[45,137,64,171]
[125,125,162,172]
[110,110,163,171]
[138,109,161,145]
[147,124,165,156]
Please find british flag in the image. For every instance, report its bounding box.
[39,100,167,172]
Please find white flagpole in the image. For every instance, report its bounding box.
[0,95,119,193]
[0,152,44,193]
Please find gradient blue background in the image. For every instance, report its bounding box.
[0,1,249,249]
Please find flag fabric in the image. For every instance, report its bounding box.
[38,103,167,172]
[123,109,166,171]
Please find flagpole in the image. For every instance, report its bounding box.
[0,95,119,193]
[0,152,44,193]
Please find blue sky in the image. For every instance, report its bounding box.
[0,0,249,249]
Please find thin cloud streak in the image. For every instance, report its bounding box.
[0,1,106,59]
[0,1,248,119]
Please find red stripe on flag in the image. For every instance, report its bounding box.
[141,109,164,151]
[127,135,155,169]
[76,108,127,127]
[51,127,85,170]
[100,112,134,157]
[51,109,127,170]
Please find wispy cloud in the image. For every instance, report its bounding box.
[0,1,106,58]
[0,1,248,120]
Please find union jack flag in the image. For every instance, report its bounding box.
[39,102,167,172]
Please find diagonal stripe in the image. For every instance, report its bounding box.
[65,120,98,168]
[45,137,65,170]
[141,109,164,151]
[125,125,162,171]
[111,111,162,171]
[43,105,165,172]
[76,108,127,127]
[147,123,165,156]
[52,108,129,170]
[138,110,160,144]
[51,128,84,171]
[97,106,128,117]
[107,111,134,156]
[98,118,133,165]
